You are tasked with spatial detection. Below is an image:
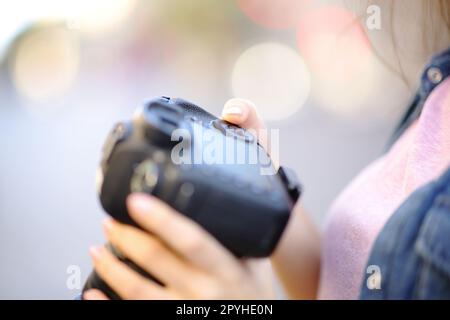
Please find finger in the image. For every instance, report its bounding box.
[242,258,275,297]
[127,193,243,278]
[103,218,196,288]
[90,245,171,300]
[83,289,109,300]
[221,98,280,169]
[222,98,266,131]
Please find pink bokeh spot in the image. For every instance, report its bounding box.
[297,6,372,82]
[236,0,313,30]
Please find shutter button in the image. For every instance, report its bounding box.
[427,67,443,84]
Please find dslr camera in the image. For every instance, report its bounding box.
[83,96,301,299]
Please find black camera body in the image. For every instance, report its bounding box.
[83,96,301,298]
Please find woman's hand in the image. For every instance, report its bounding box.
[223,98,321,299]
[221,98,266,136]
[221,98,279,168]
[84,193,275,300]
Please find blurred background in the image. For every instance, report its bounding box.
[0,0,414,299]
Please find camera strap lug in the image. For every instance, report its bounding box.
[277,166,302,203]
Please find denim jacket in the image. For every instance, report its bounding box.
[360,48,450,300]
[360,167,450,299]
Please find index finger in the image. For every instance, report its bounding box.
[127,193,244,278]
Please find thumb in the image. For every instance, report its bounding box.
[221,98,278,168]
[222,98,266,132]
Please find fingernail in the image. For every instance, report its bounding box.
[89,246,104,260]
[223,106,243,116]
[128,193,153,217]
[83,290,96,300]
[102,218,114,236]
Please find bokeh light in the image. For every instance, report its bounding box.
[236,0,313,29]
[0,11,30,58]
[11,27,80,103]
[297,6,383,117]
[0,0,136,46]
[231,42,311,121]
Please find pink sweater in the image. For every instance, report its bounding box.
[318,78,450,299]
